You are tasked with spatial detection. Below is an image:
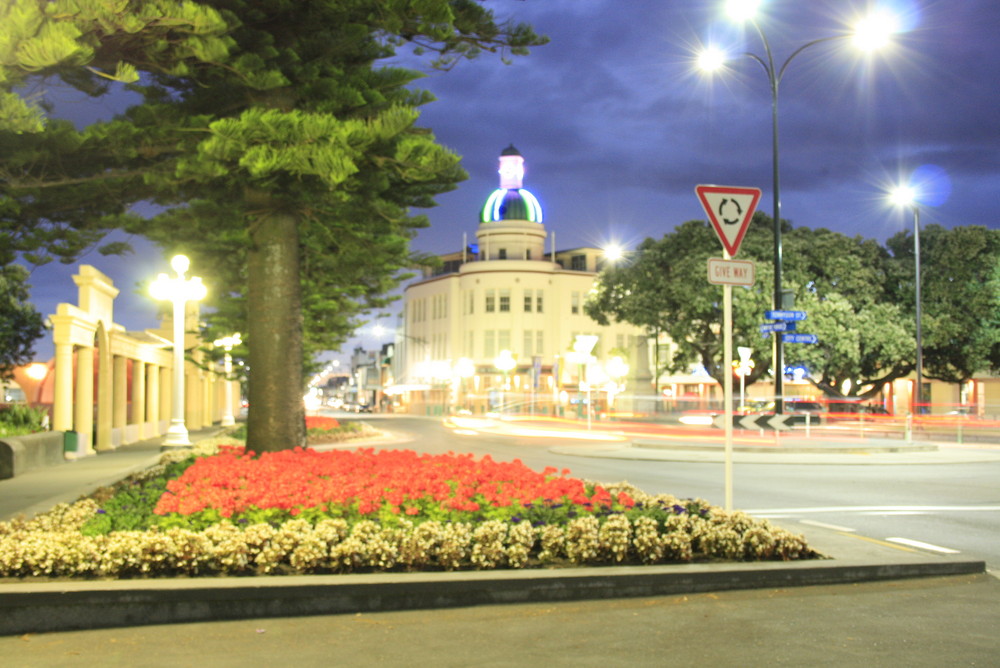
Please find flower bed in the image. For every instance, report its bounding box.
[0,440,821,579]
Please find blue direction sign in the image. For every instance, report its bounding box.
[766,310,807,321]
[783,333,818,344]
[759,322,796,333]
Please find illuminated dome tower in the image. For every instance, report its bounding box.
[476,145,547,261]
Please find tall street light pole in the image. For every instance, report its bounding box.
[698,2,897,412]
[151,255,207,448]
[891,185,924,413]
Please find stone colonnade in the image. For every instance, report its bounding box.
[48,265,239,456]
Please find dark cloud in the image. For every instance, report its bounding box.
[24,0,1000,364]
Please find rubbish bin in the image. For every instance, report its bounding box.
[63,431,78,454]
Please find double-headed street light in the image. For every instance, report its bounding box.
[698,1,897,412]
[890,184,924,413]
[151,254,207,448]
[213,333,242,426]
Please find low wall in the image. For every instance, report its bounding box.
[0,432,66,479]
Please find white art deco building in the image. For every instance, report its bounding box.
[389,146,651,414]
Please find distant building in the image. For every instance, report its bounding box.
[389,146,651,415]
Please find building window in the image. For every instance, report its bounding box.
[485,289,496,313]
[524,289,533,312]
[536,292,543,313]
[571,254,587,271]
[536,330,543,355]
[571,291,580,315]
[526,250,531,260]
[499,248,507,260]
[485,330,496,358]
[499,289,510,312]
[523,330,534,357]
[498,329,511,352]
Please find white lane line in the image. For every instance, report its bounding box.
[886,537,961,554]
[743,505,1000,514]
[799,519,856,532]
[860,511,928,516]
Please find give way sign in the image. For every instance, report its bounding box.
[695,185,762,257]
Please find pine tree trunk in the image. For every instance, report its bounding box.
[246,202,306,453]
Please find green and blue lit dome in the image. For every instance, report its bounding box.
[480,145,544,224]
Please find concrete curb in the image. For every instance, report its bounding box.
[0,558,984,636]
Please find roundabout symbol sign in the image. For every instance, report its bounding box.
[695,184,762,257]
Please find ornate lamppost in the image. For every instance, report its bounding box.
[698,0,897,412]
[150,254,207,448]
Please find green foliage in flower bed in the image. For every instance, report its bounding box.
[0,403,48,437]
[80,457,197,535]
[0,435,823,579]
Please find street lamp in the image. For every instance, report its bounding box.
[698,2,897,412]
[890,184,924,413]
[493,349,516,414]
[213,333,242,427]
[734,346,755,410]
[150,254,207,447]
[455,357,475,411]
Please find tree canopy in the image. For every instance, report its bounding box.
[586,218,998,400]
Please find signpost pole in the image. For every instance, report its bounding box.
[696,184,760,514]
[723,251,734,512]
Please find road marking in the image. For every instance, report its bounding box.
[886,537,960,554]
[743,505,1000,515]
[844,533,918,553]
[860,510,928,516]
[799,519,855,532]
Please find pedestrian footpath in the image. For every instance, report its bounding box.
[0,427,225,522]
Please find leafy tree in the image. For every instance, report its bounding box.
[586,216,773,387]
[586,217,927,400]
[0,265,45,381]
[886,224,1000,383]
[0,0,232,368]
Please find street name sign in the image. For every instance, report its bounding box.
[765,310,807,321]
[695,185,762,257]
[707,258,756,286]
[783,333,818,344]
[759,322,796,333]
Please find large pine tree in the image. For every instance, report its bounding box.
[1,1,545,452]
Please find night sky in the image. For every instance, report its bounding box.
[24,0,1000,365]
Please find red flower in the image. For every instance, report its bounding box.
[154,447,618,519]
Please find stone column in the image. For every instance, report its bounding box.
[146,364,161,436]
[95,336,114,452]
[132,360,146,440]
[74,345,95,455]
[52,342,75,432]
[112,355,127,429]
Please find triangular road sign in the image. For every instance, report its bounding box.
[695,185,762,257]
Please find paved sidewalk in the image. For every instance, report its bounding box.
[0,427,225,523]
[0,423,992,643]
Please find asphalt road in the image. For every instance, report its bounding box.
[350,415,1000,571]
